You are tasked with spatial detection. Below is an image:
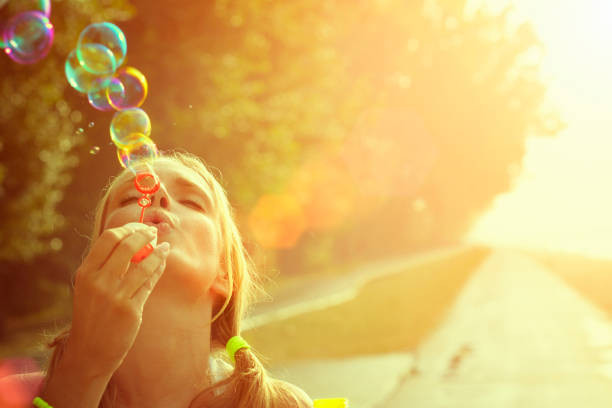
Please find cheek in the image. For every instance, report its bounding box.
[104,207,141,230]
[183,218,220,257]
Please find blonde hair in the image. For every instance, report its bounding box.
[42,151,309,407]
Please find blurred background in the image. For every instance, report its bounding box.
[2,0,612,406]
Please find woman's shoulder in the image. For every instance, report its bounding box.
[0,370,45,396]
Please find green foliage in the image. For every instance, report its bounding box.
[0,0,563,320]
[0,0,135,263]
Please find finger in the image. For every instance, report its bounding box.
[129,244,170,303]
[84,223,155,272]
[119,242,170,298]
[99,227,158,281]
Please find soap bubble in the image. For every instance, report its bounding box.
[110,108,151,148]
[87,88,114,111]
[88,121,95,128]
[107,66,148,110]
[76,22,126,75]
[39,0,51,16]
[3,11,54,64]
[89,146,100,154]
[116,135,159,169]
[76,43,116,76]
[65,48,111,93]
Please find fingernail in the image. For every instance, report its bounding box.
[125,222,147,232]
[158,241,170,253]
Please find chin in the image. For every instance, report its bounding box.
[159,255,216,301]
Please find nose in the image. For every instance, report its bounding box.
[150,184,170,209]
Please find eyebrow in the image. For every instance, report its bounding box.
[110,175,214,212]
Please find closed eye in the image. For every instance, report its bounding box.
[120,196,138,206]
[180,200,204,211]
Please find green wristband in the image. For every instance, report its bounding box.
[33,397,54,408]
[226,335,250,363]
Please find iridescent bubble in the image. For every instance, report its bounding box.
[76,43,116,76]
[89,145,100,155]
[3,11,54,64]
[39,0,51,16]
[87,88,113,111]
[88,121,95,128]
[107,66,148,110]
[116,135,159,169]
[65,48,111,93]
[110,108,151,148]
[76,22,126,75]
[75,127,84,134]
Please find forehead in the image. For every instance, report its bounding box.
[110,159,211,196]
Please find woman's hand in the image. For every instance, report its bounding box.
[66,223,170,377]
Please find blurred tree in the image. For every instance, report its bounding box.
[0,0,563,330]
[272,0,565,269]
[0,0,135,335]
[0,0,135,263]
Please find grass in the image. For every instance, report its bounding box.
[243,246,490,364]
[527,250,612,317]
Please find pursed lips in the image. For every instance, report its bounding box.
[142,211,175,233]
[143,220,172,233]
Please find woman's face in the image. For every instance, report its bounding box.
[102,160,226,303]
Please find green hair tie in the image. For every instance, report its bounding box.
[33,397,54,408]
[226,335,250,363]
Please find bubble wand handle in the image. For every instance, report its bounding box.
[131,172,160,263]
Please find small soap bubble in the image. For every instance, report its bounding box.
[3,11,54,64]
[88,121,95,128]
[76,127,84,134]
[110,108,151,148]
[116,135,159,169]
[76,22,126,75]
[89,145,100,155]
[50,237,63,251]
[188,104,193,109]
[65,48,111,93]
[107,66,148,110]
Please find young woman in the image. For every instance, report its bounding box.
[20,151,313,407]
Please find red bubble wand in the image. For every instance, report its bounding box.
[130,171,160,263]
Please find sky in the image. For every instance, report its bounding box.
[463,0,612,259]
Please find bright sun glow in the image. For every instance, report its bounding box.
[465,0,612,259]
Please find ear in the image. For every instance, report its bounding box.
[209,270,230,300]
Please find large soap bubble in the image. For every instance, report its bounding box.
[2,10,54,64]
[76,22,127,75]
[39,0,51,16]
[110,108,152,148]
[116,135,159,169]
[107,66,148,110]
[87,88,114,111]
[65,48,112,93]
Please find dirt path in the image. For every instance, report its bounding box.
[382,250,612,407]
